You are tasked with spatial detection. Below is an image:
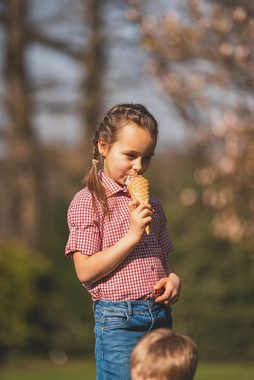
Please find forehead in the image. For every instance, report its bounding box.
[115,123,156,153]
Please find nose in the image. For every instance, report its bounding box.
[132,157,142,173]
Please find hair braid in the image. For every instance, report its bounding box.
[85,128,108,214]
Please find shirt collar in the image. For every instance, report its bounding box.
[99,170,130,198]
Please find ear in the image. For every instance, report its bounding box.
[97,137,109,157]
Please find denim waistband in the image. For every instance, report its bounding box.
[93,299,170,315]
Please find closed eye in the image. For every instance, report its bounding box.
[124,152,153,161]
[125,153,136,159]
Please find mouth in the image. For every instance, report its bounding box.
[125,170,138,185]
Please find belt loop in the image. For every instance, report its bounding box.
[127,301,132,316]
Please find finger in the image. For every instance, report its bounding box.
[154,278,167,291]
[169,289,180,302]
[143,202,153,210]
[139,209,153,219]
[162,285,174,299]
[136,203,153,213]
[155,288,173,303]
[143,216,152,226]
[165,290,180,305]
[155,294,168,303]
[155,292,178,305]
[128,200,139,211]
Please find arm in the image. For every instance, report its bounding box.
[73,232,137,285]
[73,201,153,286]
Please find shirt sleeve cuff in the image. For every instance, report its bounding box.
[65,225,101,257]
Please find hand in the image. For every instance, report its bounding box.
[153,273,182,306]
[128,200,153,241]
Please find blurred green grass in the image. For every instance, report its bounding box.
[0,359,95,380]
[1,360,253,380]
[196,363,254,380]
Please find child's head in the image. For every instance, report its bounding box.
[86,103,158,212]
[130,328,198,380]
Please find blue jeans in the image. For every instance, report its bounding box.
[93,300,173,380]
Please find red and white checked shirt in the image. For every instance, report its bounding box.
[65,170,174,301]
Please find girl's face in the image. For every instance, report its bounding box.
[98,123,156,186]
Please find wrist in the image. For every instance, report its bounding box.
[125,230,140,247]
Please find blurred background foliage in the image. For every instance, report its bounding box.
[0,0,253,365]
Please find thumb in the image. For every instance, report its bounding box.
[154,278,167,290]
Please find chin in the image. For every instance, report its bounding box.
[116,177,126,186]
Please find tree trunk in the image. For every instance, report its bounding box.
[3,0,45,248]
[79,0,105,165]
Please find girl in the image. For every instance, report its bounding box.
[65,103,181,380]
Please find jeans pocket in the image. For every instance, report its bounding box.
[101,312,130,331]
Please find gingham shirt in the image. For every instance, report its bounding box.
[65,170,174,301]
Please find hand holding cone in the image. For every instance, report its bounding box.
[126,172,150,235]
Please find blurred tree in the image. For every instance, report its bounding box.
[129,0,254,243]
[1,0,46,248]
[0,241,49,360]
[0,0,106,246]
[149,149,254,361]
[80,0,105,155]
[0,0,109,361]
[27,0,106,152]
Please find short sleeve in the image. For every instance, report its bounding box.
[65,189,101,257]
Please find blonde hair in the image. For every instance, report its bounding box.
[85,103,158,214]
[130,329,198,380]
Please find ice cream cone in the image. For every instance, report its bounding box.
[127,173,150,235]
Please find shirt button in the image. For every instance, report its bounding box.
[72,223,75,227]
[151,265,155,271]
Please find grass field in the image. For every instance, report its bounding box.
[1,360,254,380]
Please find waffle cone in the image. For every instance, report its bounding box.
[127,174,150,234]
